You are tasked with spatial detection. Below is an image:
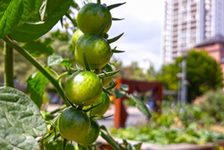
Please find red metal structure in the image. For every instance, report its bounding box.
[114,78,163,128]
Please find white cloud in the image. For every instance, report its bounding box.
[102,0,164,70]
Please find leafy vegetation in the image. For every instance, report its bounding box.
[198,90,224,124]
[111,102,224,145]
[157,50,223,102]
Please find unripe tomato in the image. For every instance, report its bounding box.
[72,29,83,47]
[79,120,100,146]
[64,71,102,106]
[89,92,110,116]
[75,35,112,69]
[77,3,112,34]
[58,107,90,143]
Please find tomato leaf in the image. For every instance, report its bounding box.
[0,0,23,38]
[10,0,73,42]
[47,54,64,67]
[20,0,42,22]
[44,138,74,150]
[0,87,47,150]
[126,94,151,118]
[47,54,72,70]
[0,0,43,39]
[27,72,49,108]
[23,40,54,56]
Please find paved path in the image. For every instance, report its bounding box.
[97,105,148,128]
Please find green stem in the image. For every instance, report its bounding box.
[100,131,122,150]
[3,36,74,107]
[49,105,66,114]
[4,42,14,87]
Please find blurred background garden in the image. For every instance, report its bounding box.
[1,0,224,149]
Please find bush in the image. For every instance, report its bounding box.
[199,90,224,124]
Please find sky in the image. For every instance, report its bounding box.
[104,0,164,70]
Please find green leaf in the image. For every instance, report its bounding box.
[133,143,142,150]
[61,59,73,70]
[114,89,126,98]
[0,87,47,150]
[0,0,23,38]
[0,0,42,38]
[47,54,64,67]
[44,138,75,150]
[126,94,151,118]
[48,54,73,71]
[27,72,49,108]
[120,84,129,92]
[20,0,42,22]
[10,0,73,42]
[23,40,54,56]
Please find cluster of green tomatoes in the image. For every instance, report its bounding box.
[58,1,123,146]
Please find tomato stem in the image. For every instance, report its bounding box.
[97,0,101,4]
[3,41,14,87]
[3,36,75,108]
[100,130,122,150]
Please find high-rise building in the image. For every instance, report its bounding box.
[163,0,224,63]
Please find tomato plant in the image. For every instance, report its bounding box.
[0,0,150,150]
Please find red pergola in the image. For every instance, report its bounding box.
[114,78,163,128]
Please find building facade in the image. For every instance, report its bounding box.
[195,34,224,72]
[163,0,224,63]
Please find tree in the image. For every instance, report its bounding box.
[157,50,223,102]
[121,61,157,81]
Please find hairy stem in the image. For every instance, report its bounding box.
[4,36,74,107]
[4,42,14,87]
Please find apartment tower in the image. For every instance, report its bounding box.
[163,0,224,63]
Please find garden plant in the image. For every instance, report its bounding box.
[0,0,150,150]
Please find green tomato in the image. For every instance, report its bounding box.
[77,3,112,34]
[64,71,102,106]
[80,120,100,146]
[89,92,110,116]
[58,107,90,143]
[72,29,83,47]
[75,35,112,69]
